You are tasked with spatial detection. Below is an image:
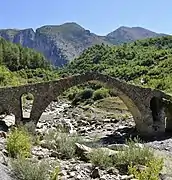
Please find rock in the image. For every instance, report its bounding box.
[0,131,7,138]
[90,167,100,179]
[68,171,75,177]
[159,173,172,180]
[76,174,82,179]
[0,163,15,180]
[121,174,134,180]
[100,175,107,180]
[1,114,15,128]
[134,164,147,172]
[98,147,120,156]
[0,151,8,165]
[135,143,144,148]
[107,144,129,150]
[50,150,59,158]
[75,143,92,161]
[107,167,119,175]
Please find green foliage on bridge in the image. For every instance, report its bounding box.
[62,36,172,92]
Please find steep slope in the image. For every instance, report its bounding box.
[0,23,109,67]
[62,36,172,93]
[106,26,166,44]
[34,23,110,66]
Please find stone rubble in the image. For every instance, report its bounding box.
[0,99,172,179]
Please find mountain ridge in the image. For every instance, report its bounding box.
[0,22,168,66]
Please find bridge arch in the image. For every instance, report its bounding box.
[29,72,150,134]
[0,72,168,136]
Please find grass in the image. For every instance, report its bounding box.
[94,97,129,112]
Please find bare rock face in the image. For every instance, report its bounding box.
[0,23,109,67]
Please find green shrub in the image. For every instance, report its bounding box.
[93,88,109,101]
[80,88,94,99]
[89,148,113,168]
[112,138,154,171]
[72,88,93,105]
[65,86,82,100]
[128,158,163,180]
[11,158,60,180]
[45,129,80,159]
[7,128,32,158]
[88,138,156,174]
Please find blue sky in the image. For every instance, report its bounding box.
[1,0,171,35]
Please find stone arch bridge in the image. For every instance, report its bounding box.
[0,72,172,136]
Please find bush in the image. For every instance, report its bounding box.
[88,138,157,174]
[80,88,94,99]
[128,158,163,180]
[11,157,60,180]
[45,129,80,159]
[89,148,113,169]
[72,88,93,105]
[93,88,109,101]
[112,139,154,171]
[6,128,32,158]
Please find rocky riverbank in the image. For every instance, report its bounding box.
[1,98,172,179]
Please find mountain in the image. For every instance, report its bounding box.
[106,26,166,44]
[0,23,168,67]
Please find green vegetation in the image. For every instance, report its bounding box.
[89,148,113,168]
[44,129,81,159]
[114,139,154,171]
[11,158,60,180]
[93,88,110,100]
[62,36,172,93]
[7,128,32,158]
[0,37,60,86]
[64,82,111,105]
[128,158,163,180]
[89,138,163,178]
[0,37,49,71]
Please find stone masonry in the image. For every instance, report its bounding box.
[0,72,172,136]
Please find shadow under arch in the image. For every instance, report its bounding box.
[30,72,143,132]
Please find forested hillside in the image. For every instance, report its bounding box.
[2,35,172,93]
[0,38,59,86]
[62,36,172,93]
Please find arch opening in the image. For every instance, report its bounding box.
[29,72,145,134]
[35,81,140,136]
[150,97,163,122]
[21,93,34,120]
